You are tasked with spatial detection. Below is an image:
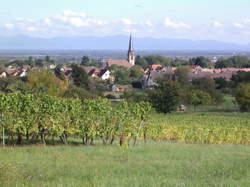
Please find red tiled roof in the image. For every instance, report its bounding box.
[105,59,133,68]
[150,64,163,70]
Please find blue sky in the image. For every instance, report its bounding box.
[1,0,250,43]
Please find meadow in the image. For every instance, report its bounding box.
[1,141,250,187]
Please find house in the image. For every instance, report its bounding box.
[81,66,101,78]
[48,64,56,70]
[0,72,7,78]
[99,69,111,80]
[149,64,163,71]
[19,70,27,78]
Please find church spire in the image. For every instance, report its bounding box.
[128,33,133,52]
[127,34,135,66]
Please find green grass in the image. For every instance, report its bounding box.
[1,142,250,186]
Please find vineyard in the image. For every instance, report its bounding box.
[1,93,250,146]
[150,113,250,145]
[0,93,151,146]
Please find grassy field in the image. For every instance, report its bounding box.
[1,142,250,186]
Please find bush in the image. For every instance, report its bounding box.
[235,83,250,112]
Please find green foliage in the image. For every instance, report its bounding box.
[0,77,29,94]
[0,93,151,146]
[235,83,250,112]
[190,56,210,68]
[215,56,250,68]
[111,65,131,85]
[187,90,212,110]
[71,64,90,89]
[174,67,191,85]
[129,65,143,80]
[135,55,189,67]
[80,56,101,67]
[192,77,224,104]
[63,85,95,99]
[80,56,90,66]
[27,69,67,96]
[122,90,149,102]
[149,80,180,113]
[151,113,250,144]
[231,71,250,86]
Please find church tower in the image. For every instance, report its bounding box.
[127,34,135,66]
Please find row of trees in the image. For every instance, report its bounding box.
[0,93,151,146]
[135,55,250,69]
[135,55,211,68]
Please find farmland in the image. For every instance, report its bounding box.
[150,112,250,145]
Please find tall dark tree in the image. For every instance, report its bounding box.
[190,56,209,68]
[174,67,191,85]
[149,80,180,113]
[80,56,90,66]
[71,64,90,90]
[235,83,250,112]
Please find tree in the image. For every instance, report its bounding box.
[111,65,131,85]
[235,83,250,112]
[149,80,180,113]
[63,85,95,99]
[135,55,148,67]
[188,90,212,111]
[80,56,90,66]
[0,77,30,94]
[27,69,67,96]
[174,67,191,85]
[215,56,250,68]
[192,77,216,90]
[231,71,250,86]
[190,56,209,68]
[129,65,143,80]
[192,77,224,105]
[71,64,90,89]
[45,55,50,62]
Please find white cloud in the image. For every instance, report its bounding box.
[233,22,244,29]
[53,10,104,28]
[26,26,36,32]
[144,20,153,27]
[244,19,250,24]
[2,10,250,44]
[122,28,137,33]
[164,18,191,29]
[44,18,52,25]
[68,17,89,27]
[4,23,14,29]
[211,21,223,28]
[120,18,134,25]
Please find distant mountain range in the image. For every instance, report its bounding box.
[0,35,249,51]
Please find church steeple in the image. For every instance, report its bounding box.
[128,34,133,52]
[127,34,135,66]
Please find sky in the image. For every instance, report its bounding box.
[1,0,250,44]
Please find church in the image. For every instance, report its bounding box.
[103,34,136,69]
